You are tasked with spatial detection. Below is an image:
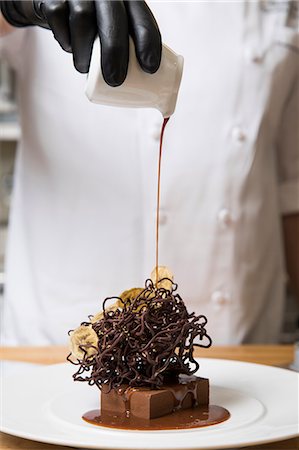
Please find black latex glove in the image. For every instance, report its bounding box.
[0,0,161,86]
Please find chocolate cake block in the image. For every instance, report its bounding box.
[101,376,209,420]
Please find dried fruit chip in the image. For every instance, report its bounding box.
[150,266,174,291]
[91,298,123,323]
[119,287,143,303]
[69,325,98,360]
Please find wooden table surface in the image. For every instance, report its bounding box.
[0,345,298,450]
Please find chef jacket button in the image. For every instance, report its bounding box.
[211,290,231,308]
[218,208,232,227]
[155,209,168,225]
[245,48,263,64]
[231,126,246,143]
[159,213,168,225]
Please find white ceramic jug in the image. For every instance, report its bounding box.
[86,38,184,118]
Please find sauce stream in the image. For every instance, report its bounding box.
[155,117,170,282]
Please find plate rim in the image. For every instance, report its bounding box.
[1,358,299,450]
[1,427,298,450]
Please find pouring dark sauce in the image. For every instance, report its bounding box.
[155,117,169,282]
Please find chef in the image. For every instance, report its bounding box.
[0,1,298,345]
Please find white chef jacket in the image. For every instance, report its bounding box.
[0,1,298,345]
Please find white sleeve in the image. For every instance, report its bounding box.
[0,28,27,70]
[276,79,299,216]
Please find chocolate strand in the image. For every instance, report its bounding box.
[69,279,212,390]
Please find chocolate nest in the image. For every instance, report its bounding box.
[67,279,212,390]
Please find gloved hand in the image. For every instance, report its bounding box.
[0,0,161,86]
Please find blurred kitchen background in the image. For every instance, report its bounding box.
[0,59,19,296]
[0,58,299,344]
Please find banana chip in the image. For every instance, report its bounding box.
[120,287,143,303]
[90,298,123,323]
[150,266,174,291]
[69,325,98,360]
[120,287,149,313]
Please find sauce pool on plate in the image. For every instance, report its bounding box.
[83,405,230,430]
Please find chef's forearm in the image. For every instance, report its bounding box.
[282,213,299,302]
[0,12,15,36]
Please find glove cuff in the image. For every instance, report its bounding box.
[0,1,49,28]
[1,1,32,27]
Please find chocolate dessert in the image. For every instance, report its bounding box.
[100,375,209,419]
[67,267,230,430]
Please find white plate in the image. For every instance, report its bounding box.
[1,359,298,449]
